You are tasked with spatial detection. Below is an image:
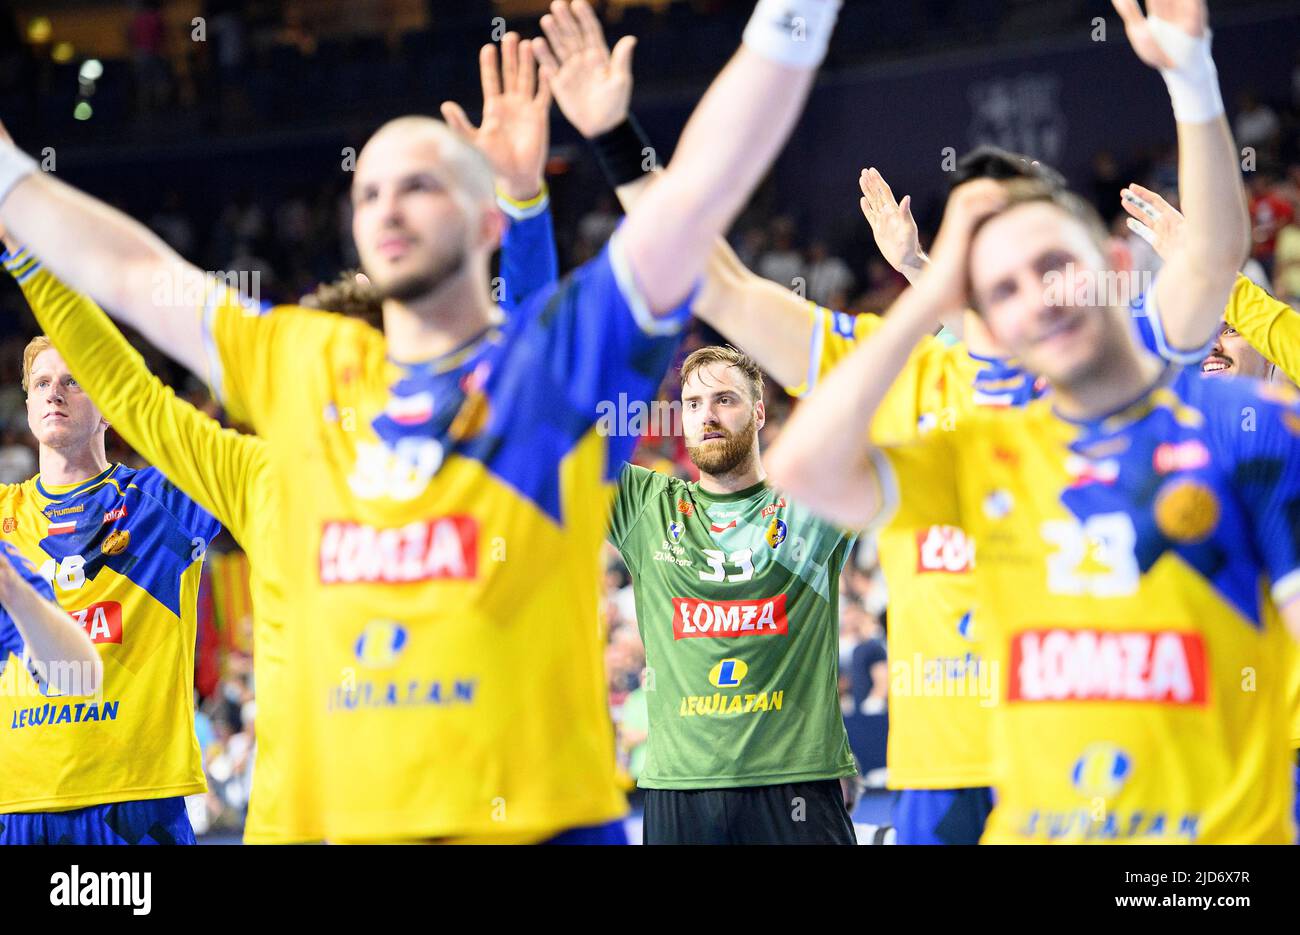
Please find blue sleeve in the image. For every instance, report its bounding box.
[133,468,223,547]
[1131,286,1216,365]
[497,190,560,310]
[0,541,54,661]
[1229,391,1300,609]
[521,224,693,475]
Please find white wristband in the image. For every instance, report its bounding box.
[742,0,842,69]
[0,145,37,205]
[1149,18,1223,124]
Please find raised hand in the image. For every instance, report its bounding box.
[859,167,925,281]
[1111,0,1208,70]
[915,179,1008,317]
[531,0,636,139]
[1120,183,1185,259]
[440,32,552,202]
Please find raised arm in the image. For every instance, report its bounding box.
[537,0,834,383]
[549,0,840,314]
[766,181,1007,527]
[1123,184,1300,384]
[1113,0,1249,354]
[0,549,101,697]
[1,246,260,540]
[0,126,210,378]
[441,32,559,305]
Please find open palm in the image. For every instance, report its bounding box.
[441,32,552,201]
[532,0,636,139]
[1112,0,1207,70]
[859,168,923,275]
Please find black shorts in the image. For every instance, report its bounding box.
[642,779,856,845]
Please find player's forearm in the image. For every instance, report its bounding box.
[767,284,939,528]
[616,170,817,385]
[0,168,208,377]
[1148,19,1249,352]
[693,243,815,389]
[496,189,559,305]
[0,570,101,695]
[1225,274,1300,385]
[621,2,838,312]
[11,257,242,527]
[1168,117,1249,316]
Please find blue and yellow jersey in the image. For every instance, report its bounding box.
[0,459,221,812]
[1138,276,1300,748]
[2,248,315,840]
[789,305,1038,790]
[0,539,59,674]
[1220,274,1300,747]
[201,230,689,842]
[1,192,559,840]
[875,366,1300,843]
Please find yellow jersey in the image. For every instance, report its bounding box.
[791,305,1040,789]
[1219,274,1300,747]
[4,249,319,841]
[201,232,689,842]
[0,260,222,813]
[877,366,1300,843]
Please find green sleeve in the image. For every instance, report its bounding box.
[608,463,665,557]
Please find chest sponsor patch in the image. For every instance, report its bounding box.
[916,525,974,573]
[1008,628,1207,704]
[671,595,788,639]
[70,601,123,645]
[319,516,478,584]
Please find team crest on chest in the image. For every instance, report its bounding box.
[101,529,130,556]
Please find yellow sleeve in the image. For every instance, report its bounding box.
[784,306,889,398]
[874,423,963,532]
[199,282,345,432]
[4,249,262,543]
[1223,274,1300,386]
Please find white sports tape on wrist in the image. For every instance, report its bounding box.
[1148,17,1223,124]
[0,146,37,205]
[742,0,842,68]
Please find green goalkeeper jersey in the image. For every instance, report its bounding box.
[609,464,857,789]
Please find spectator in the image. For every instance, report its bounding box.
[757,217,804,291]
[1089,150,1126,225]
[149,190,196,257]
[0,427,33,485]
[1275,218,1300,303]
[1247,168,1296,277]
[128,0,170,114]
[1234,90,1281,158]
[806,240,855,308]
[848,605,888,716]
[619,670,650,788]
[578,193,620,250]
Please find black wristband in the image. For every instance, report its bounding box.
[590,115,655,190]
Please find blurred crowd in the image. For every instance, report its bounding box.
[1,1,1298,829]
[2,127,1298,829]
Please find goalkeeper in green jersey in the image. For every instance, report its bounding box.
[608,345,859,845]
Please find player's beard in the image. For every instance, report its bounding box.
[376,242,469,304]
[687,413,759,477]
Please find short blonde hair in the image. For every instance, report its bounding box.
[21,335,54,394]
[680,345,764,404]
